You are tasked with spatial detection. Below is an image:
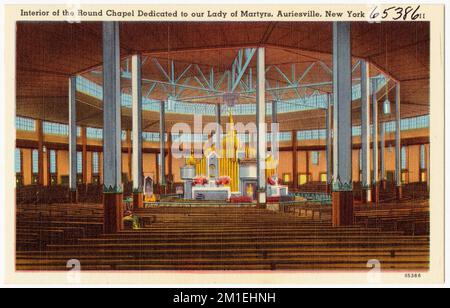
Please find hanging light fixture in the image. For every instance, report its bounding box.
[382,77,391,115]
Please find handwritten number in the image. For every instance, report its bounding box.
[382,7,395,19]
[370,5,422,21]
[411,5,422,20]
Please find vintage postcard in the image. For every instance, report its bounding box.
[2,3,446,287]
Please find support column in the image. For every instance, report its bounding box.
[126,130,132,179]
[271,100,278,124]
[159,100,166,194]
[168,132,173,190]
[256,47,267,207]
[331,22,353,226]
[371,79,379,203]
[102,21,123,233]
[82,127,88,184]
[131,54,143,208]
[36,120,44,186]
[216,104,222,148]
[360,60,371,203]
[46,148,51,186]
[69,76,78,203]
[326,94,332,194]
[395,82,402,200]
[380,121,386,190]
[292,132,298,189]
[271,100,279,173]
[270,100,280,161]
[305,151,310,183]
[155,154,160,187]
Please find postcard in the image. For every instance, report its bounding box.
[2,3,445,286]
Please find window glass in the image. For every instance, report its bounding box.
[86,127,103,139]
[49,150,56,174]
[420,145,426,169]
[312,151,319,165]
[15,149,21,173]
[32,149,39,173]
[77,152,82,174]
[401,147,407,170]
[16,117,36,131]
[92,152,99,174]
[43,121,69,136]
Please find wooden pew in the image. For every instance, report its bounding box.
[15,204,430,271]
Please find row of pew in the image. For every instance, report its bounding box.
[16,184,104,205]
[16,205,429,271]
[16,181,428,205]
[282,199,429,236]
[16,203,104,251]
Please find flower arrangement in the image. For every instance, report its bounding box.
[215,176,231,186]
[192,176,208,186]
[267,176,281,186]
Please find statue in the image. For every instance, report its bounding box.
[143,176,156,202]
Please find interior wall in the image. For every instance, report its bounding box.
[309,150,327,182]
[22,149,32,185]
[16,128,430,188]
[86,151,92,184]
[57,150,68,184]
[143,153,157,181]
[172,158,185,183]
[277,151,293,180]
[352,149,360,182]
[408,145,420,183]
[43,151,48,186]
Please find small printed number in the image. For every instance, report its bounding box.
[405,273,421,279]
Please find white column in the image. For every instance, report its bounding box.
[160,100,166,186]
[372,79,379,185]
[69,76,77,191]
[272,100,278,124]
[256,48,267,202]
[216,104,221,149]
[132,54,143,190]
[271,100,279,164]
[395,83,401,187]
[380,121,386,182]
[326,94,332,184]
[360,60,371,195]
[102,21,122,191]
[332,22,352,190]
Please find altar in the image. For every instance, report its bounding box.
[192,184,231,201]
[179,110,286,202]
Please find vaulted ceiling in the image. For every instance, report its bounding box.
[16,21,429,131]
